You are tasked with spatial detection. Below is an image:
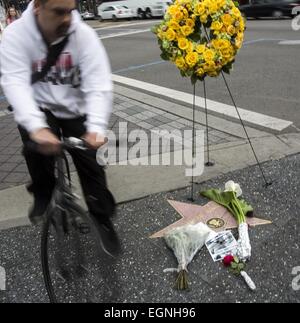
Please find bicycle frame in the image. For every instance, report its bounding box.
[41,140,95,303]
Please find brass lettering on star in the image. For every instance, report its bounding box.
[206,218,225,229]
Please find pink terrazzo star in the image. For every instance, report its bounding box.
[150,200,272,238]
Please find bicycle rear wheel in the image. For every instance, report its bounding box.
[41,207,120,303]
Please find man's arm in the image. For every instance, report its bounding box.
[0,27,48,133]
[78,26,113,148]
[0,28,60,154]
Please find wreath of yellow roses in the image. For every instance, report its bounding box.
[152,0,245,84]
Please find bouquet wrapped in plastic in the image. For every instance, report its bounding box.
[164,222,213,290]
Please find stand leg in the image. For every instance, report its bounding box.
[203,79,215,167]
[202,27,271,187]
[188,83,196,202]
[221,72,272,187]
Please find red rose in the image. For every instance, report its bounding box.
[223,255,234,267]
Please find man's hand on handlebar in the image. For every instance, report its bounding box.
[29,128,61,155]
[82,132,108,150]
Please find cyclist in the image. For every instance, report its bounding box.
[0,0,121,257]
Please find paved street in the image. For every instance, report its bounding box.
[0,17,299,303]
[100,19,300,131]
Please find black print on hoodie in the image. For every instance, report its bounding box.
[32,52,81,88]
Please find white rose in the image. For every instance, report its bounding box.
[224,180,242,197]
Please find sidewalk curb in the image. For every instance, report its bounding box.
[1,133,300,231]
[114,84,270,139]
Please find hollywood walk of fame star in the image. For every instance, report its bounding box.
[150,200,272,238]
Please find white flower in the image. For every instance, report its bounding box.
[224,180,242,197]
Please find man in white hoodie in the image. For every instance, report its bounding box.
[0,0,120,256]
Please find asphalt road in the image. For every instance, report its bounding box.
[99,19,300,131]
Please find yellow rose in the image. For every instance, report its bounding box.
[207,70,219,77]
[235,38,242,49]
[236,33,244,43]
[180,25,193,36]
[231,7,241,18]
[211,21,223,31]
[218,39,231,50]
[185,52,199,67]
[208,3,218,15]
[235,33,244,49]
[168,5,179,16]
[178,38,189,50]
[174,11,184,21]
[203,49,215,62]
[222,14,233,26]
[168,20,180,30]
[200,14,208,24]
[186,42,194,53]
[196,44,206,54]
[239,18,245,32]
[182,8,189,18]
[185,19,195,28]
[217,0,227,8]
[196,67,205,76]
[203,60,216,72]
[221,48,234,60]
[175,56,186,70]
[165,29,176,41]
[196,3,206,16]
[227,25,236,36]
[211,39,223,50]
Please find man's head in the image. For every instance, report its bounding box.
[34,0,76,43]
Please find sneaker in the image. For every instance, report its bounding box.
[28,197,50,225]
[93,217,121,257]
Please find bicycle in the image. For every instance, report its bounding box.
[28,138,120,303]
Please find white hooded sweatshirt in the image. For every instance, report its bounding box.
[0,2,113,135]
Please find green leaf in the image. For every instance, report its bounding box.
[189,32,201,42]
[191,74,198,85]
[160,52,170,61]
[233,256,239,263]
[231,262,238,269]
[222,65,231,75]
[201,189,236,214]
[151,26,158,34]
[200,189,250,223]
[180,70,186,77]
[239,198,254,217]
[238,263,245,270]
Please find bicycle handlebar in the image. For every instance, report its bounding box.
[25,137,88,152]
[62,137,87,150]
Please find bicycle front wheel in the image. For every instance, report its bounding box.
[41,207,120,303]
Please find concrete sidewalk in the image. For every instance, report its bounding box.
[0,84,299,303]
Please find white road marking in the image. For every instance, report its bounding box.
[112,75,293,132]
[278,40,300,45]
[99,28,150,39]
[95,20,161,31]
